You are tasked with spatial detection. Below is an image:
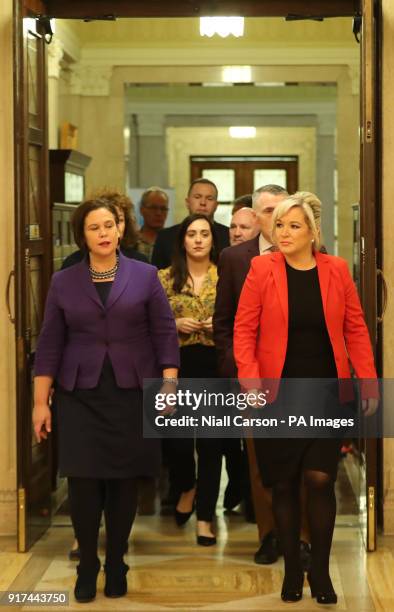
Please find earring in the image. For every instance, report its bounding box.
[311,239,315,243]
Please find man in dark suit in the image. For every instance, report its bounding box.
[213,184,311,566]
[152,178,229,269]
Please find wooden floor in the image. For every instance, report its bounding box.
[1,461,394,611]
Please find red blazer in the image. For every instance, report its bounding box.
[233,251,377,398]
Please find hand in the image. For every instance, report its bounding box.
[201,316,213,332]
[176,317,202,334]
[158,382,178,416]
[246,389,262,409]
[32,403,52,443]
[361,397,379,417]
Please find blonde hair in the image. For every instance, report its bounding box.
[271,191,322,251]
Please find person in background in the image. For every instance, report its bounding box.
[33,198,179,603]
[158,214,222,546]
[220,205,261,514]
[137,187,169,262]
[231,193,253,214]
[229,207,260,246]
[234,191,378,604]
[152,178,229,270]
[62,189,148,268]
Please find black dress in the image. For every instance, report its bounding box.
[54,281,161,479]
[254,263,342,487]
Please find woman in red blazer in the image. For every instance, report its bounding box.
[234,192,377,605]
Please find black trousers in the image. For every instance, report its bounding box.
[68,477,138,568]
[168,436,223,521]
[168,344,223,522]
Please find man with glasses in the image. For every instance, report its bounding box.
[137,187,169,262]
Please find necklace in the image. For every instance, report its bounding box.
[89,254,119,280]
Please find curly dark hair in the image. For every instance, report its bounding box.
[169,213,218,293]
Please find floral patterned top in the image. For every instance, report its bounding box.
[158,264,218,347]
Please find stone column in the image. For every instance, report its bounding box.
[66,63,124,192]
[0,0,17,536]
[133,114,168,188]
[336,65,360,265]
[47,39,64,149]
[316,115,336,255]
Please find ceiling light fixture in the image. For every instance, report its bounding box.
[200,17,245,38]
[222,66,252,83]
[229,126,256,139]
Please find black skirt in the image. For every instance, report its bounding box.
[53,358,161,479]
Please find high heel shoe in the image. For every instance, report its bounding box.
[74,559,101,603]
[280,571,304,602]
[104,561,129,598]
[174,502,195,526]
[307,572,337,605]
[174,492,195,526]
[197,535,216,546]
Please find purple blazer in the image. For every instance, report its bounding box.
[34,253,180,390]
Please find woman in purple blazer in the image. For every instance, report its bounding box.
[33,198,179,603]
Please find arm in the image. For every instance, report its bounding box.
[341,260,377,379]
[233,259,263,384]
[33,376,53,442]
[147,270,180,370]
[213,249,238,377]
[33,275,67,442]
[340,260,379,405]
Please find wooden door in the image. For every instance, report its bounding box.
[358,0,382,552]
[14,0,53,551]
[191,157,298,202]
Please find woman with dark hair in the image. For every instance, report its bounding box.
[159,214,222,546]
[62,189,148,269]
[33,197,179,602]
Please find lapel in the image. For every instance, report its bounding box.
[270,252,288,325]
[106,252,130,310]
[73,252,131,311]
[74,256,104,310]
[315,251,331,317]
[247,235,260,258]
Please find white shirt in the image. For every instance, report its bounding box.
[259,233,274,255]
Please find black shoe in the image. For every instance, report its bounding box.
[307,572,337,605]
[300,540,311,572]
[223,484,242,511]
[104,562,129,598]
[174,501,195,526]
[197,535,216,546]
[254,532,279,564]
[69,547,80,561]
[281,571,304,602]
[74,560,100,603]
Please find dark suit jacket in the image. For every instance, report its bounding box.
[151,220,230,269]
[34,253,180,390]
[61,246,148,269]
[213,235,260,378]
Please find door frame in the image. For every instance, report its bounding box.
[13,0,382,551]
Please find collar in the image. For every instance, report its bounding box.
[259,233,273,255]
